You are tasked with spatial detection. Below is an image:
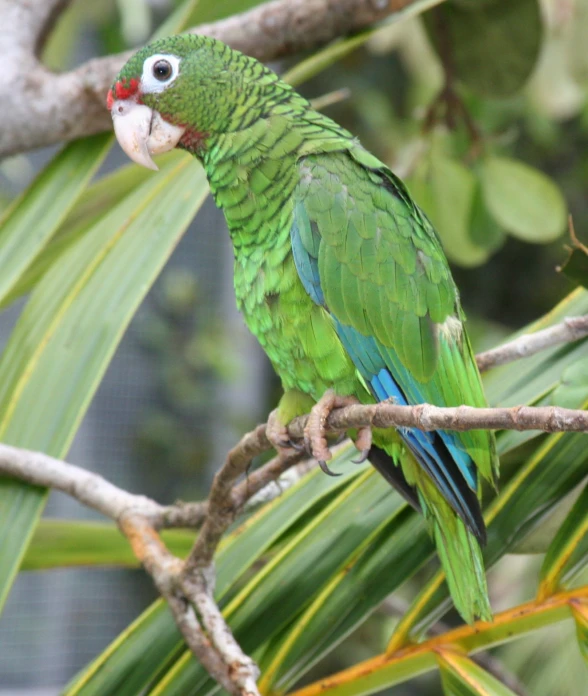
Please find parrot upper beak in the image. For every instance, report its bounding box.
[111,100,185,171]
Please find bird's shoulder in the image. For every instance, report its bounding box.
[292,144,457,322]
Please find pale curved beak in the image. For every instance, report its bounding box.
[111,100,185,171]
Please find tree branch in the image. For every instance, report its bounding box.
[476,315,588,373]
[1,310,587,692]
[0,0,439,158]
[0,441,268,695]
[0,443,164,522]
[286,402,588,441]
[2,0,72,57]
[119,513,260,696]
[0,388,586,690]
[0,427,307,695]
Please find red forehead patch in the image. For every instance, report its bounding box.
[106,78,140,109]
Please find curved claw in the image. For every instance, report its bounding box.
[286,438,306,452]
[318,460,342,477]
[352,449,371,465]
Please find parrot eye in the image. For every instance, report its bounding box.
[141,53,181,94]
[152,60,172,81]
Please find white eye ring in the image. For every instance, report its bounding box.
[141,53,181,94]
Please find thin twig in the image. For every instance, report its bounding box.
[309,87,352,111]
[476,315,588,373]
[231,449,306,511]
[182,424,303,572]
[182,424,269,570]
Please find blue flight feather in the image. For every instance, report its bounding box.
[289,204,481,535]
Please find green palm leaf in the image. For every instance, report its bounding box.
[0,153,208,611]
[0,134,111,306]
[437,650,521,696]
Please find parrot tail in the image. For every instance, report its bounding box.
[369,445,491,623]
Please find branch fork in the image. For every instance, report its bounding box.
[0,318,587,692]
[1,312,588,692]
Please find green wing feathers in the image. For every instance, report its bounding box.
[293,146,498,621]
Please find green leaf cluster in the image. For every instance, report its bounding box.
[424,0,542,99]
[408,148,567,268]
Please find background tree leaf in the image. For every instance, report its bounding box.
[424,0,543,98]
[409,153,491,267]
[480,156,567,243]
[468,176,505,252]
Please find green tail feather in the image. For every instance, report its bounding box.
[433,510,492,623]
[418,478,491,624]
[393,444,492,624]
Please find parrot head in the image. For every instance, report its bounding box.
[108,34,295,170]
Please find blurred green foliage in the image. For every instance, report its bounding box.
[134,266,235,486]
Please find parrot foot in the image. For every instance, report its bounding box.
[266,408,299,451]
[304,390,372,475]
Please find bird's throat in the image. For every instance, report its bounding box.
[178,126,208,155]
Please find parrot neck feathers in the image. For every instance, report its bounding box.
[177,125,209,155]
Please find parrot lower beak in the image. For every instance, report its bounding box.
[111,100,185,171]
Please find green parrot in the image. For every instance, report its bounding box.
[109,34,498,623]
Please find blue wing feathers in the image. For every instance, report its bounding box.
[290,200,485,542]
[371,368,483,540]
[291,218,325,306]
